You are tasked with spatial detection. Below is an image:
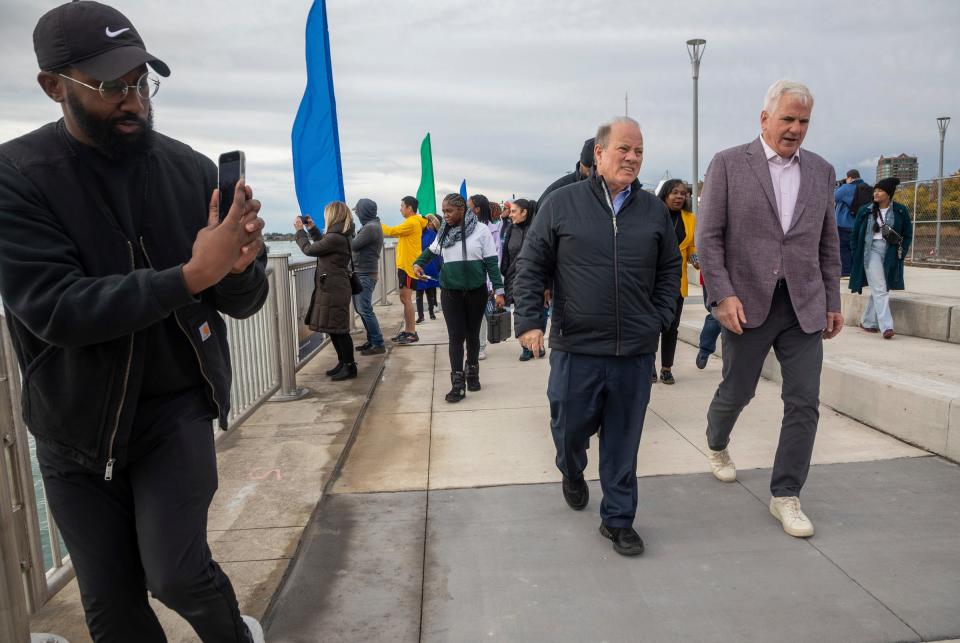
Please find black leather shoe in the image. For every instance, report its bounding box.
[356,342,372,352]
[361,345,386,356]
[562,476,588,510]
[326,362,344,376]
[650,369,658,384]
[331,362,357,381]
[599,524,644,556]
[696,350,709,369]
[415,316,425,324]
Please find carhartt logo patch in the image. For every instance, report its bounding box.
[198,322,212,342]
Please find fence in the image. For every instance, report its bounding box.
[895,175,960,266]
[0,248,398,640]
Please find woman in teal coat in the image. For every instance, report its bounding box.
[848,177,912,339]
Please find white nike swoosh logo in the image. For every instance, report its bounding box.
[105,27,130,38]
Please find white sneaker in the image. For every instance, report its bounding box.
[478,349,487,360]
[242,615,266,643]
[769,496,814,538]
[31,635,70,643]
[706,447,736,482]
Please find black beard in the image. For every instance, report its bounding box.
[65,89,156,160]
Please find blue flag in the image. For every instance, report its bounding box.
[291,0,344,230]
[459,179,468,201]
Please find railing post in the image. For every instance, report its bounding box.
[911,181,918,262]
[268,255,308,402]
[378,245,390,306]
[0,319,31,642]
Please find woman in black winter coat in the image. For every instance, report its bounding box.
[295,201,357,380]
[500,198,547,361]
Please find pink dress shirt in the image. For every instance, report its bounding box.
[760,136,801,233]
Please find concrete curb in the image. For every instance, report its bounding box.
[841,291,960,343]
[678,321,960,464]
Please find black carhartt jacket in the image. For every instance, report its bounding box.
[0,121,268,476]
[513,172,681,356]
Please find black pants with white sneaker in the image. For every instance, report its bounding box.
[547,350,654,528]
[37,390,252,643]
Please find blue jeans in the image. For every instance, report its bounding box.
[699,289,722,355]
[353,274,383,347]
[861,239,893,332]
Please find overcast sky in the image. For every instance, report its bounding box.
[1,0,958,230]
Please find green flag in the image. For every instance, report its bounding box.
[415,133,436,217]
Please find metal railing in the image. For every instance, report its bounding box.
[895,176,960,266]
[0,247,397,639]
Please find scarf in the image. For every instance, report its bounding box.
[438,211,478,249]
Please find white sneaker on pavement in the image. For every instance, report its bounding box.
[706,447,736,482]
[769,496,815,538]
[242,615,266,643]
[478,349,487,360]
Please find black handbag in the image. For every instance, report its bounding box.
[486,306,512,344]
[348,254,363,295]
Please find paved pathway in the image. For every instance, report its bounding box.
[266,315,960,643]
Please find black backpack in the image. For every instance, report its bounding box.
[850,182,874,216]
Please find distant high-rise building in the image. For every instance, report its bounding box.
[876,154,919,181]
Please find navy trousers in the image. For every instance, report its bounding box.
[838,227,852,277]
[547,350,654,528]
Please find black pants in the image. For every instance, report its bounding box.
[440,286,487,371]
[547,350,655,528]
[416,288,437,317]
[330,332,355,363]
[706,283,823,497]
[37,391,250,643]
[657,295,685,369]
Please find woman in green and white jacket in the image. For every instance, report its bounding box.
[414,193,505,403]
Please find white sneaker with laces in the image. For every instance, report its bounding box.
[769,496,814,538]
[706,447,736,482]
[478,349,487,360]
[242,615,266,643]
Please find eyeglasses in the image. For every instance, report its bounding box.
[58,71,160,104]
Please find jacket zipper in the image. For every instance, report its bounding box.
[105,242,136,480]
[601,182,622,356]
[139,238,224,422]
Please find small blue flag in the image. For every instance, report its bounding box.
[291,0,344,230]
[459,179,468,201]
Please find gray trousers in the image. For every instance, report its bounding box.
[706,283,823,497]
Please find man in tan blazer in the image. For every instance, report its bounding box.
[695,80,843,538]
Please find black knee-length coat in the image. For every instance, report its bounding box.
[296,228,352,334]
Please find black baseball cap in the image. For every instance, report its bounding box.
[34,1,170,80]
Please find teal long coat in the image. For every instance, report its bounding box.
[848,202,912,293]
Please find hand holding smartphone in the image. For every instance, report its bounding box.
[218,151,246,222]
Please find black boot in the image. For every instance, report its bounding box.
[465,363,481,391]
[445,371,466,403]
[326,362,344,376]
[331,362,357,381]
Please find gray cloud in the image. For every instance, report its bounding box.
[1,0,958,231]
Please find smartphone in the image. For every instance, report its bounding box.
[217,151,246,222]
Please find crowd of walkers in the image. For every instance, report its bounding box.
[0,2,925,638]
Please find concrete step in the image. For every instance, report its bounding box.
[678,309,960,464]
[841,290,960,343]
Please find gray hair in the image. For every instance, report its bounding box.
[596,116,641,150]
[762,80,814,113]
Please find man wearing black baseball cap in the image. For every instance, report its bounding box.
[0,2,267,641]
[538,137,596,203]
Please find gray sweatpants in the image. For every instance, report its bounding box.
[706,282,823,497]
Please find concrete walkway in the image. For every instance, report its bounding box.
[265,310,960,642]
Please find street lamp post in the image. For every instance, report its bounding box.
[687,39,706,216]
[935,116,950,258]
